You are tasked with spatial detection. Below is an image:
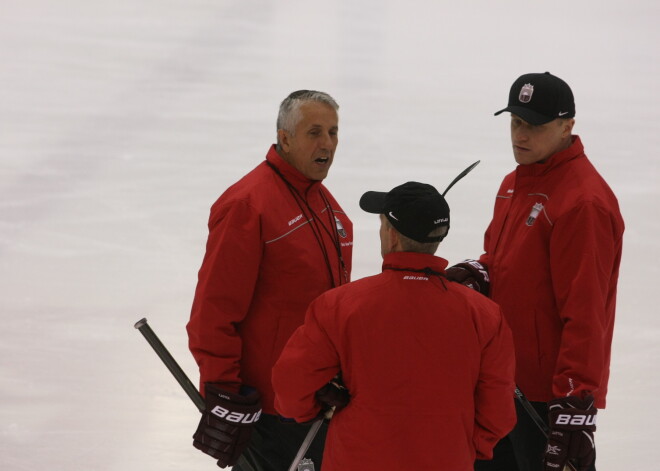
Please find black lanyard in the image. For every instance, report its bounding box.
[267,161,348,287]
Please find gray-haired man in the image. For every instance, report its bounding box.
[187,90,353,469]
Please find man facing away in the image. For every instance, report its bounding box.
[447,72,625,471]
[272,181,517,471]
[187,90,353,470]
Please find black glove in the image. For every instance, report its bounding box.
[315,377,350,412]
[192,383,262,468]
[544,395,597,471]
[445,259,490,296]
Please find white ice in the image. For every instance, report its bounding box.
[0,1,657,470]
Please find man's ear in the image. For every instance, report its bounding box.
[561,119,575,138]
[277,129,291,153]
[388,226,402,253]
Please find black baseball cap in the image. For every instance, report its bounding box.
[359,182,450,243]
[494,72,575,125]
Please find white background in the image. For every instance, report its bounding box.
[1,1,657,470]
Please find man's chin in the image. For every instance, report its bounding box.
[307,167,331,181]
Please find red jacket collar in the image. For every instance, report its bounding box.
[382,251,448,274]
[516,135,585,178]
[265,144,322,194]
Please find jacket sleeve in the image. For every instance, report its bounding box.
[186,198,262,394]
[478,176,514,269]
[472,309,517,460]
[478,203,497,269]
[272,295,341,422]
[549,201,620,400]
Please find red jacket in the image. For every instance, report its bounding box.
[480,136,624,408]
[187,145,353,414]
[273,252,516,470]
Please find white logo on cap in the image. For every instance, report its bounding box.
[388,211,399,221]
[519,83,534,103]
[558,111,569,116]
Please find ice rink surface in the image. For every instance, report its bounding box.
[1,1,658,469]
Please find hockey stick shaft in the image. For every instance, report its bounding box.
[288,417,324,471]
[136,317,325,469]
[134,317,206,413]
[288,408,334,471]
[514,385,549,435]
[514,386,577,471]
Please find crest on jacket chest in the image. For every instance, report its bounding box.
[335,215,347,238]
[526,202,544,226]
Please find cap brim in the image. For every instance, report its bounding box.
[359,191,387,214]
[494,106,554,125]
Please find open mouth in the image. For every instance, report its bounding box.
[315,157,330,164]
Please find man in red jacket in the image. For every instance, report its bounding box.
[272,181,517,471]
[448,72,624,471]
[186,90,353,470]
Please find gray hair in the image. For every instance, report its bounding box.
[276,90,339,136]
[383,218,447,255]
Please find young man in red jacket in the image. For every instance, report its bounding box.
[186,90,353,470]
[272,181,517,471]
[448,72,625,471]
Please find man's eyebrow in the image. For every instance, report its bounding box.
[305,124,338,129]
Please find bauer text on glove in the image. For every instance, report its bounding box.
[192,383,261,468]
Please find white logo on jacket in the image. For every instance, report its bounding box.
[288,214,303,226]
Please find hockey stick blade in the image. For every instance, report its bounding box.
[442,160,480,196]
[134,318,206,413]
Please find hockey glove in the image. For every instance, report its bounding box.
[315,377,350,412]
[192,383,262,468]
[445,259,490,296]
[544,395,597,471]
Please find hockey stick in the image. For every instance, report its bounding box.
[442,160,480,196]
[134,318,206,413]
[514,386,577,471]
[514,385,549,436]
[288,408,334,471]
[135,317,323,470]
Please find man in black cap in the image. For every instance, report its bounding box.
[272,182,517,471]
[447,72,625,471]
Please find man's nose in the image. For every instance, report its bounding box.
[320,132,335,149]
[513,128,528,142]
